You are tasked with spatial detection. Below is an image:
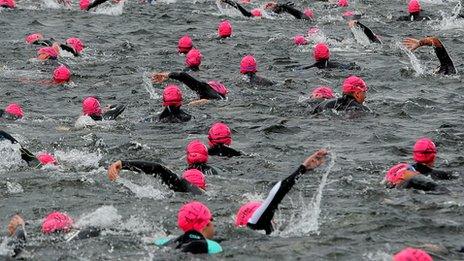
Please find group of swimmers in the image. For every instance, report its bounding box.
[1,0,463,259]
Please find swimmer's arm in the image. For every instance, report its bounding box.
[59,44,79,57]
[279,3,306,19]
[0,130,19,143]
[430,169,458,180]
[398,175,438,191]
[404,37,455,74]
[351,21,381,43]
[168,72,205,93]
[221,0,252,17]
[208,145,242,157]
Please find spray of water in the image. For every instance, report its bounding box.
[0,237,12,257]
[397,42,424,76]
[435,2,464,30]
[0,141,26,172]
[93,0,125,16]
[116,178,166,199]
[215,0,243,17]
[54,149,102,169]
[142,72,160,100]
[350,26,372,47]
[41,0,62,9]
[75,205,122,228]
[6,181,24,194]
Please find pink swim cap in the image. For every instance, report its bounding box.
[241,0,250,3]
[182,169,206,189]
[303,8,314,19]
[53,65,71,83]
[342,75,367,94]
[66,38,84,54]
[0,0,16,8]
[307,27,320,36]
[208,81,229,97]
[218,20,233,38]
[311,86,335,99]
[393,247,433,261]
[338,0,348,7]
[251,8,262,17]
[177,201,212,232]
[38,47,59,60]
[163,85,182,107]
[293,35,308,46]
[185,48,202,68]
[413,138,436,165]
[408,0,421,14]
[208,122,232,147]
[313,43,330,62]
[235,201,261,226]
[25,33,43,44]
[240,55,257,74]
[42,211,73,234]
[385,163,413,185]
[79,0,89,10]
[186,140,209,165]
[37,152,57,165]
[82,97,102,117]
[178,35,193,54]
[342,10,355,18]
[4,103,24,118]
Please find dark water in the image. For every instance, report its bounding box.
[1,0,464,260]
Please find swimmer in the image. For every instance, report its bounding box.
[152,71,228,102]
[303,43,359,70]
[397,0,432,21]
[157,85,192,123]
[107,160,205,195]
[384,163,448,192]
[80,0,117,11]
[411,138,458,180]
[155,201,222,254]
[186,140,218,175]
[305,86,336,107]
[221,0,313,20]
[240,55,274,86]
[347,20,381,44]
[312,75,370,113]
[0,103,24,120]
[207,122,242,157]
[235,149,327,234]
[25,33,54,47]
[393,247,433,261]
[0,0,15,8]
[403,36,456,75]
[81,97,126,121]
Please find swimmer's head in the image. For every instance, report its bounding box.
[303,8,314,19]
[178,35,193,54]
[38,46,59,60]
[79,0,89,10]
[0,0,16,8]
[307,27,320,37]
[162,85,183,107]
[413,138,436,166]
[208,122,232,147]
[185,48,202,69]
[408,0,421,14]
[342,75,367,103]
[293,35,308,46]
[37,152,57,165]
[393,247,432,261]
[186,140,209,165]
[66,37,85,54]
[82,97,102,117]
[338,0,348,7]
[311,86,335,100]
[42,211,73,234]
[313,43,330,62]
[385,163,418,187]
[182,169,206,190]
[208,81,229,97]
[53,64,71,83]
[240,55,257,74]
[178,201,214,238]
[4,103,24,119]
[235,201,261,227]
[218,20,233,38]
[25,33,43,44]
[251,8,262,17]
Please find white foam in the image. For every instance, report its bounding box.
[75,205,122,228]
[54,148,102,169]
[397,41,425,76]
[6,181,24,194]
[93,0,125,16]
[0,141,26,172]
[142,72,161,100]
[117,178,167,199]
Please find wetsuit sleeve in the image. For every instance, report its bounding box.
[247,165,307,234]
[121,161,195,193]
[208,145,242,157]
[279,3,306,19]
[59,44,79,56]
[398,175,438,191]
[86,0,110,10]
[0,131,37,164]
[222,0,252,17]
[355,21,381,43]
[102,104,126,120]
[433,45,456,75]
[168,72,222,100]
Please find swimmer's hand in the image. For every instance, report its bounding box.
[7,215,25,236]
[348,20,358,28]
[108,160,122,181]
[403,37,420,52]
[188,99,209,106]
[302,149,328,170]
[151,72,169,84]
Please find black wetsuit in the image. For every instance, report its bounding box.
[243,73,274,86]
[412,163,458,180]
[89,104,126,121]
[160,230,210,254]
[31,39,54,47]
[304,60,360,70]
[168,72,225,100]
[431,43,456,75]
[186,163,218,176]
[312,95,369,114]
[397,12,432,21]
[60,44,79,57]
[208,144,242,157]
[86,0,110,10]
[121,160,204,195]
[158,106,192,123]
[352,21,381,44]
[271,2,312,20]
[0,130,38,164]
[247,165,308,234]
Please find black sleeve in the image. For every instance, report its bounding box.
[208,145,242,157]
[121,161,193,193]
[434,45,456,75]
[102,104,126,120]
[59,44,79,56]
[222,0,252,17]
[0,131,37,164]
[86,0,110,10]
[311,99,337,114]
[168,72,222,100]
[398,175,438,191]
[429,169,457,180]
[279,4,306,19]
[355,21,381,43]
[247,165,307,234]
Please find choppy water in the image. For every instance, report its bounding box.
[1,0,464,259]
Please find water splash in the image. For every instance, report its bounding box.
[397,42,424,76]
[6,181,24,194]
[215,0,243,17]
[277,153,336,237]
[75,205,122,228]
[74,115,97,129]
[117,178,166,199]
[0,237,12,257]
[350,26,372,46]
[0,141,26,172]
[435,2,464,30]
[93,1,125,16]
[41,0,62,9]
[363,250,392,261]
[54,149,102,169]
[306,28,328,45]
[142,71,160,100]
